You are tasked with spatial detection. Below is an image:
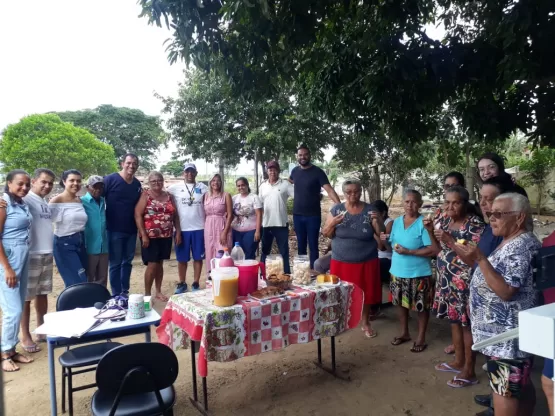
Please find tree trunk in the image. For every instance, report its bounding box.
[254,153,259,193]
[538,185,543,215]
[465,143,476,200]
[218,157,225,186]
[368,165,381,201]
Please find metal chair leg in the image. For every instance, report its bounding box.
[67,367,74,416]
[61,366,66,414]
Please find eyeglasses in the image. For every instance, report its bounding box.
[487,211,519,219]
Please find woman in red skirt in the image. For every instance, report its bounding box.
[322,179,385,338]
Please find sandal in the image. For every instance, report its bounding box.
[21,343,41,353]
[362,327,378,338]
[435,362,462,373]
[447,376,479,388]
[11,352,33,364]
[155,293,169,302]
[410,343,428,353]
[1,356,19,372]
[391,336,411,346]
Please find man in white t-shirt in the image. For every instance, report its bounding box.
[21,168,55,352]
[259,161,294,274]
[167,163,208,293]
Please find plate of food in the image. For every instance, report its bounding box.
[250,286,285,300]
[266,273,293,290]
[315,274,340,286]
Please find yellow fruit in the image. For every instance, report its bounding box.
[457,239,467,245]
[317,274,327,283]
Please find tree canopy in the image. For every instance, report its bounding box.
[160,159,185,177]
[140,0,555,147]
[0,114,118,177]
[158,69,342,173]
[56,104,168,170]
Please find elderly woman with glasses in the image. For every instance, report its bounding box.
[432,185,485,388]
[455,193,540,416]
[322,179,386,339]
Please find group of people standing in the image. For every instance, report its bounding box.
[0,145,340,373]
[0,154,143,372]
[323,152,552,416]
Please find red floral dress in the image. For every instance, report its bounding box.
[432,214,485,325]
[143,191,176,238]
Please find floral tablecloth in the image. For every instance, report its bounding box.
[157,282,363,377]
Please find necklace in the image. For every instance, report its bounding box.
[185,183,197,206]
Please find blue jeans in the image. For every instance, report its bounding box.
[261,227,290,274]
[0,240,29,352]
[232,229,259,260]
[53,232,87,288]
[293,215,321,268]
[108,231,137,295]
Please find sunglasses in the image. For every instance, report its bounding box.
[487,211,519,219]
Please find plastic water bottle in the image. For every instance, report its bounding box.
[231,242,245,263]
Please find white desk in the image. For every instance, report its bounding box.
[36,308,161,416]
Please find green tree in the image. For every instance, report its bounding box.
[56,104,167,170]
[140,0,555,147]
[160,159,185,177]
[519,147,555,214]
[158,69,341,182]
[0,114,118,177]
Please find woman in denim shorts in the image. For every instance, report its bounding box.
[0,170,34,372]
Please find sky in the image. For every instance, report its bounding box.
[0,0,258,174]
[0,1,442,176]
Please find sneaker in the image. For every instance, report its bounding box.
[174,282,188,294]
[192,282,200,292]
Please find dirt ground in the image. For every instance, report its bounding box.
[3,199,555,416]
[2,257,551,416]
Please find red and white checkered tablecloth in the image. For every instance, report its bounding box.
[157,282,363,377]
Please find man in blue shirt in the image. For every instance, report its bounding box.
[103,154,142,295]
[81,176,108,287]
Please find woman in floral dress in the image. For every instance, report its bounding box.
[204,174,233,275]
[432,185,485,388]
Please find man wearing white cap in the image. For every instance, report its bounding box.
[81,175,109,286]
[168,163,208,293]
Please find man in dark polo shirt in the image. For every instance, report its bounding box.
[289,145,340,268]
[104,153,142,295]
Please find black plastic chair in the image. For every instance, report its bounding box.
[56,282,122,415]
[91,343,178,416]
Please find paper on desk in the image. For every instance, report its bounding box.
[35,308,99,338]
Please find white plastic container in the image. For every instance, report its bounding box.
[212,267,239,307]
[128,294,145,319]
[231,242,245,263]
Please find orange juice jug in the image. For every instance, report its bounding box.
[212,267,239,307]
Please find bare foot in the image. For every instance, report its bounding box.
[11,353,33,364]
